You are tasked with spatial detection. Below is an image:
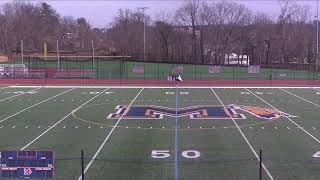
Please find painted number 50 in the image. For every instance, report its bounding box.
[151,150,200,159]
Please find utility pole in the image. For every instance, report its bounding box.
[137,7,149,62]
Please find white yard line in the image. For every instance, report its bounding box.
[0,88,74,123]
[77,88,144,180]
[280,88,320,108]
[0,87,41,102]
[246,88,320,144]
[9,85,320,89]
[211,88,274,180]
[20,88,110,150]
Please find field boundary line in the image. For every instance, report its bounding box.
[10,85,320,89]
[246,88,320,144]
[0,88,74,123]
[0,87,41,102]
[77,88,144,180]
[20,88,110,150]
[211,88,275,180]
[280,88,320,108]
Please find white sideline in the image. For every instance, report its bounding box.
[77,88,144,180]
[211,88,275,180]
[0,88,74,123]
[20,88,110,150]
[0,87,41,102]
[9,85,320,89]
[246,88,320,144]
[280,88,320,108]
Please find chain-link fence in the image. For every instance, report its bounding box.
[1,56,320,81]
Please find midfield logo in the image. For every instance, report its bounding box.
[107,104,296,120]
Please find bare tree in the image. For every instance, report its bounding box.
[176,0,200,62]
[154,11,173,61]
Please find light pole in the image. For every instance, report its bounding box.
[56,40,60,68]
[317,0,319,67]
[138,7,149,62]
[20,40,24,64]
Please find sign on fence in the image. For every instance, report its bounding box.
[133,65,144,73]
[209,65,221,73]
[172,65,183,75]
[248,65,260,73]
[0,64,28,77]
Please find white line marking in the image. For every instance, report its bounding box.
[0,88,41,102]
[280,88,320,108]
[9,85,320,89]
[211,88,274,180]
[20,88,110,150]
[246,88,320,144]
[77,88,143,180]
[0,88,74,123]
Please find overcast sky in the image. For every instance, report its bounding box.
[0,0,318,28]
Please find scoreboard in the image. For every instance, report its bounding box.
[0,150,54,178]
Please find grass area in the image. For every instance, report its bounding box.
[0,86,320,179]
[1,58,320,80]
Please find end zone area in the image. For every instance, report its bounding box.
[1,86,320,179]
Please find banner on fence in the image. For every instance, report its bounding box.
[248,65,260,73]
[209,65,221,73]
[0,64,28,77]
[172,65,183,75]
[133,65,144,73]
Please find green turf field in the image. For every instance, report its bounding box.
[1,85,320,179]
